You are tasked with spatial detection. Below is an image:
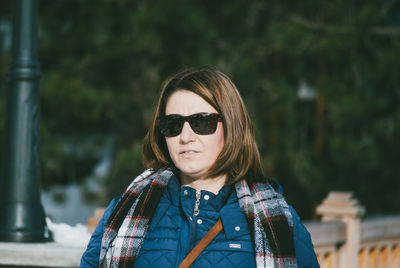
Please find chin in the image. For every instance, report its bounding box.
[180,169,205,180]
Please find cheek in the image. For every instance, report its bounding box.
[210,125,225,155]
[165,137,178,157]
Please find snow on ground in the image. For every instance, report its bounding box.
[46,217,91,247]
[41,184,97,247]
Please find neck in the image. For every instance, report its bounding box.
[180,173,227,195]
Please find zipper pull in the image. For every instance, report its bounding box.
[193,190,201,217]
[188,190,201,251]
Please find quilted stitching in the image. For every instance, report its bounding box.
[134,178,256,268]
[195,251,255,267]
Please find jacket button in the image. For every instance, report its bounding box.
[184,190,188,195]
[204,195,210,200]
[197,219,203,224]
[235,226,240,231]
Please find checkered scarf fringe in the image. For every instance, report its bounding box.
[100,168,297,267]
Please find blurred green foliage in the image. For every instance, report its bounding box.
[1,0,399,219]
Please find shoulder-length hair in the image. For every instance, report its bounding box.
[142,66,264,184]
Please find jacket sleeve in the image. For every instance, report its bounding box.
[289,206,320,268]
[80,196,120,268]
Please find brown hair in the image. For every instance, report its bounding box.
[142,67,264,184]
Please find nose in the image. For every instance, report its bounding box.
[179,122,196,143]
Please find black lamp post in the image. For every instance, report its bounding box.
[0,0,48,242]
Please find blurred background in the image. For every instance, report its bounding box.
[0,0,399,225]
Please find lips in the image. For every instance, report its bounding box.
[180,150,199,156]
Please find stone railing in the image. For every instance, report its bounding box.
[305,192,400,268]
[0,242,84,268]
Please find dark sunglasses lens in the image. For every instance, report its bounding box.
[159,113,221,137]
[159,116,183,137]
[189,113,220,135]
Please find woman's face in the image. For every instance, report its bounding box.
[164,90,224,181]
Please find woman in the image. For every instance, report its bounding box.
[81,67,319,267]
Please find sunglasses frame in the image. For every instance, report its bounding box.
[158,112,223,137]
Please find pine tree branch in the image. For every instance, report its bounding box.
[290,15,400,36]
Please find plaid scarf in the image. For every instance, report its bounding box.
[100,168,297,267]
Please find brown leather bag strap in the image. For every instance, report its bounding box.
[178,218,223,268]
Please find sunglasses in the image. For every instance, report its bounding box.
[158,112,223,137]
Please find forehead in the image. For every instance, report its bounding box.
[165,90,218,116]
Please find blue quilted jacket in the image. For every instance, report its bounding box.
[81,178,319,267]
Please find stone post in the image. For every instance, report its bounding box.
[316,192,365,268]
